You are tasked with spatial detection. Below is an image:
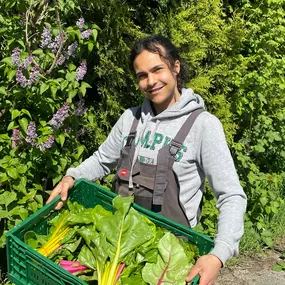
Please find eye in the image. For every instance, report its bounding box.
[154,67,162,73]
[137,73,147,81]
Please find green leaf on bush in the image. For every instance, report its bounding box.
[18,117,29,133]
[6,167,19,179]
[7,69,16,81]
[56,133,65,147]
[0,173,8,183]
[21,109,32,119]
[0,210,9,219]
[7,121,18,131]
[40,83,49,95]
[11,109,21,120]
[0,191,17,207]
[66,71,77,82]
[68,89,77,100]
[0,86,6,95]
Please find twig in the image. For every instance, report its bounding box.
[46,0,65,74]
[25,6,44,73]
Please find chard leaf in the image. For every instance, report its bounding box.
[142,232,189,285]
[96,195,156,261]
[78,245,97,270]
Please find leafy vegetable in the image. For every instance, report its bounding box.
[142,232,190,285]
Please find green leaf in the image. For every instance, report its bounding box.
[0,173,8,183]
[40,83,49,95]
[6,167,19,179]
[56,133,65,147]
[92,29,98,41]
[7,69,16,81]
[0,86,7,95]
[7,121,18,131]
[88,42,94,53]
[68,89,77,100]
[50,85,58,99]
[66,71,77,82]
[11,109,21,120]
[0,191,17,207]
[0,210,9,219]
[68,63,76,71]
[17,165,27,174]
[142,232,189,285]
[21,109,32,119]
[9,206,29,220]
[18,117,29,133]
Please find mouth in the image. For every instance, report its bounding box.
[147,85,165,95]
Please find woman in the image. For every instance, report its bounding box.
[47,35,247,285]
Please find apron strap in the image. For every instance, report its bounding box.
[153,108,205,205]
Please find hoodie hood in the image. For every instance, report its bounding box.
[140,88,205,122]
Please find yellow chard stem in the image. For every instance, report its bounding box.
[97,261,102,285]
[106,221,124,285]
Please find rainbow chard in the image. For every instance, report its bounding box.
[60,260,88,274]
[77,195,156,284]
[37,211,73,257]
[142,232,190,285]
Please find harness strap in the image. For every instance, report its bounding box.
[153,108,204,205]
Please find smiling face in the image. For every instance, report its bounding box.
[133,47,181,114]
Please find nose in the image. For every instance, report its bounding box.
[147,73,156,87]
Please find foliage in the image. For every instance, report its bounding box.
[0,0,99,247]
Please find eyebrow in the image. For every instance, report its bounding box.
[135,64,165,77]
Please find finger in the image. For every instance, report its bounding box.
[55,201,64,210]
[60,181,70,201]
[46,185,61,204]
[186,265,200,282]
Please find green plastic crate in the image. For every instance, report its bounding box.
[6,179,213,285]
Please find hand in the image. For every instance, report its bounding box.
[186,254,222,285]
[46,176,75,210]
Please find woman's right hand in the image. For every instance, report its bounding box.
[46,176,75,210]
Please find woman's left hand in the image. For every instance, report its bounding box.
[186,254,222,285]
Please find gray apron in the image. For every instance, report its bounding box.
[114,108,204,227]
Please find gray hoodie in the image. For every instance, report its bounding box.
[66,88,247,265]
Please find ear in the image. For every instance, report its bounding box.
[173,60,180,75]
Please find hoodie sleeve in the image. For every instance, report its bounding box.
[66,110,128,181]
[199,113,247,265]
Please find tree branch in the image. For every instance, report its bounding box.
[46,0,65,74]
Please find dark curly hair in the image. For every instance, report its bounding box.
[129,35,188,93]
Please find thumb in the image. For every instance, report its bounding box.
[186,264,200,283]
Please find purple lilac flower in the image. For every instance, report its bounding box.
[26,121,38,146]
[76,60,87,81]
[11,129,21,148]
[38,135,54,151]
[40,27,52,48]
[16,69,29,87]
[12,48,21,67]
[81,29,92,39]
[30,65,40,84]
[57,55,66,65]
[76,17,85,31]
[49,103,70,129]
[48,34,64,53]
[67,42,78,57]
[22,55,33,69]
[74,99,88,116]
